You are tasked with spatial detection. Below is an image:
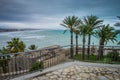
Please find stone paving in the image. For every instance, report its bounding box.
[31,65,120,80]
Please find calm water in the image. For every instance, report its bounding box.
[0,30,119,49]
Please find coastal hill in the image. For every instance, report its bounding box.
[0,28,19,32]
[0,28,38,32]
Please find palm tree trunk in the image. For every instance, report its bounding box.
[76,34,78,55]
[100,44,104,59]
[87,34,91,59]
[70,31,74,58]
[97,45,100,60]
[82,35,85,60]
[97,42,104,60]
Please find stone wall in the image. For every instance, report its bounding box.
[8,45,64,73]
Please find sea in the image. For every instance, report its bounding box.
[0,30,120,49]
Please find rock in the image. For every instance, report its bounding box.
[63,68,70,73]
[32,78,38,80]
[77,68,85,73]
[90,73,96,77]
[71,75,76,79]
[74,65,80,70]
[84,67,89,72]
[106,71,112,74]
[62,72,67,75]
[57,78,63,80]
[69,72,74,76]
[46,73,53,76]
[61,75,66,78]
[90,77,98,80]
[57,69,63,73]
[52,71,60,75]
[113,72,118,75]
[76,77,82,80]
[38,76,48,80]
[98,76,108,80]
[66,75,70,78]
[50,75,58,79]
[113,75,120,80]
[80,73,89,78]
[105,74,114,80]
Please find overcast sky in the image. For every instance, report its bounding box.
[0,0,120,29]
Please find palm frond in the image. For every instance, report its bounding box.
[63,29,68,34]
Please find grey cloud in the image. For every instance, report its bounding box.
[0,0,120,23]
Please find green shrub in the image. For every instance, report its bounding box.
[107,50,119,61]
[28,44,37,50]
[73,53,82,60]
[30,61,44,71]
[103,58,111,63]
[89,54,97,61]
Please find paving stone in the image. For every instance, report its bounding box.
[31,65,120,80]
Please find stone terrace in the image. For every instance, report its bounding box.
[14,61,120,80]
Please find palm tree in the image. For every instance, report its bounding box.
[73,19,83,56]
[95,24,117,60]
[28,44,37,50]
[115,16,120,44]
[5,38,26,72]
[83,15,103,59]
[115,30,120,45]
[73,28,80,55]
[61,16,81,58]
[7,38,26,53]
[114,16,120,26]
[79,24,89,60]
